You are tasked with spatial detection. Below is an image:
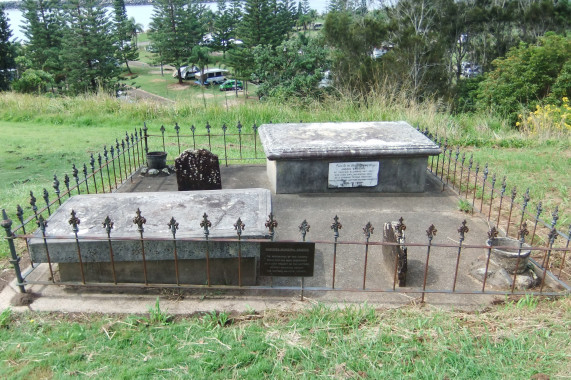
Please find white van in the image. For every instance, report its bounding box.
[195,68,229,85]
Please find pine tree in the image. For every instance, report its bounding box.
[61,0,119,94]
[0,5,15,90]
[20,0,65,82]
[149,0,205,84]
[214,0,238,58]
[112,0,138,74]
[238,0,273,48]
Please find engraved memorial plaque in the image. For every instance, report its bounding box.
[328,161,380,188]
[260,242,315,277]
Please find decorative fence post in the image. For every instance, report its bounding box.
[83,163,90,193]
[331,215,342,289]
[362,221,374,290]
[2,209,26,293]
[482,227,498,292]
[133,208,148,285]
[37,215,55,283]
[480,164,488,212]
[299,219,310,300]
[103,216,117,285]
[422,224,437,303]
[234,217,245,287]
[53,175,62,205]
[69,210,85,284]
[175,123,181,155]
[201,213,212,286]
[237,121,243,159]
[540,228,558,293]
[143,122,149,159]
[452,220,469,292]
[512,222,529,293]
[222,123,228,167]
[168,217,180,286]
[265,213,278,287]
[506,187,517,236]
[488,173,496,221]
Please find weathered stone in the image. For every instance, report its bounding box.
[140,167,148,175]
[175,149,222,191]
[489,237,531,274]
[28,189,271,285]
[382,222,407,287]
[161,168,170,175]
[258,122,441,193]
[148,169,160,176]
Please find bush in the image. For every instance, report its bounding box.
[476,33,571,125]
[12,69,54,94]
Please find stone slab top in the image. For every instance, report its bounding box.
[30,189,271,242]
[258,121,441,160]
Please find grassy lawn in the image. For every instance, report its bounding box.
[0,298,569,379]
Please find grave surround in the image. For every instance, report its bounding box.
[28,189,271,285]
[259,121,441,193]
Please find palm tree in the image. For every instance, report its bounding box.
[128,17,144,47]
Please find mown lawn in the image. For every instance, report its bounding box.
[0,298,569,379]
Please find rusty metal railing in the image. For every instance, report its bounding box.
[422,127,570,280]
[3,211,570,301]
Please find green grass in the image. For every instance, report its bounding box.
[0,299,569,378]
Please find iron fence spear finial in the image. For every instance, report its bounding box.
[168,216,179,238]
[234,217,245,237]
[200,213,211,238]
[331,215,342,238]
[69,209,80,233]
[299,219,310,241]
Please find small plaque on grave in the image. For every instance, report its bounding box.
[260,242,315,277]
[328,161,379,188]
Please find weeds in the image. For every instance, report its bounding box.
[145,297,171,325]
[458,199,473,213]
[0,308,12,328]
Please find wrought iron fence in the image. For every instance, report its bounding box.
[142,121,264,167]
[421,128,570,270]
[1,122,570,301]
[2,210,569,300]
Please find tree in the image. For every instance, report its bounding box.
[253,34,329,100]
[323,9,386,96]
[477,33,571,123]
[129,17,144,46]
[149,0,205,84]
[213,0,240,58]
[61,0,120,94]
[189,45,210,107]
[0,5,16,91]
[382,0,449,98]
[20,0,65,84]
[112,0,138,74]
[238,0,274,48]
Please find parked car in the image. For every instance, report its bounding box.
[219,79,243,91]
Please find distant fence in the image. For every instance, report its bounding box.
[1,122,570,299]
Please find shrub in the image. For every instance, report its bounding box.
[12,69,54,94]
[517,97,571,136]
[476,33,571,125]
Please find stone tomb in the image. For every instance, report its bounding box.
[258,121,441,193]
[28,189,271,285]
